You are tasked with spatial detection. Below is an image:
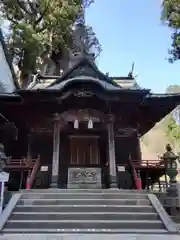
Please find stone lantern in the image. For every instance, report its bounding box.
[163,153,179,197]
[166,155,178,182]
[162,152,180,216]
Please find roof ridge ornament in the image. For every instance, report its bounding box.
[128,62,135,78]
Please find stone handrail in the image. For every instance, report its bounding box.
[148,193,179,233]
[0,193,21,231]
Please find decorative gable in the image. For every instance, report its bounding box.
[48,57,121,89]
[68,64,99,79]
[57,57,118,86]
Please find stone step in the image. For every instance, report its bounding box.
[10,212,159,221]
[2,190,172,234]
[18,199,150,206]
[4,219,164,230]
[14,205,154,213]
[21,193,148,200]
[2,228,168,234]
[22,189,150,193]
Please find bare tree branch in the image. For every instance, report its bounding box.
[27,0,36,12]
[6,16,18,24]
[35,5,49,25]
[17,0,30,14]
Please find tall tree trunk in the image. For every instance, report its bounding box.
[19,50,35,89]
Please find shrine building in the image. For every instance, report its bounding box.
[0,54,179,190]
[0,24,180,191]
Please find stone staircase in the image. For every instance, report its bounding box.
[0,189,178,234]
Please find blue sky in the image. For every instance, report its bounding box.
[86,0,180,93]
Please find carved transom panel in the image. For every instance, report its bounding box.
[74,91,93,98]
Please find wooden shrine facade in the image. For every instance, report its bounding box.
[0,57,180,189]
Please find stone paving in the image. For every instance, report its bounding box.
[0,234,179,240]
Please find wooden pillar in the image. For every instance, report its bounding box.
[51,120,60,188]
[27,134,32,159]
[107,120,117,188]
[136,130,142,161]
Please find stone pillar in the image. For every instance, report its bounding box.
[107,121,117,188]
[51,120,60,188]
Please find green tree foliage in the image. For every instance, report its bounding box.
[166,115,180,141]
[164,85,180,144]
[0,0,101,88]
[162,0,180,62]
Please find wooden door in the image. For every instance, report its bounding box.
[69,136,100,166]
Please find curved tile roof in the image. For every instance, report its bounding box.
[47,76,122,91]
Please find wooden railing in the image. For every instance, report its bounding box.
[132,159,165,169]
[26,156,40,190]
[128,158,141,190]
[6,158,37,169]
[127,159,167,191]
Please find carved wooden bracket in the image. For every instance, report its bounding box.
[116,127,136,137]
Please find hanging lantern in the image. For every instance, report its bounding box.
[74,119,79,129]
[88,119,93,129]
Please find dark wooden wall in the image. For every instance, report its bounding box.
[30,133,53,188]
[5,124,29,158]
[115,133,139,165]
